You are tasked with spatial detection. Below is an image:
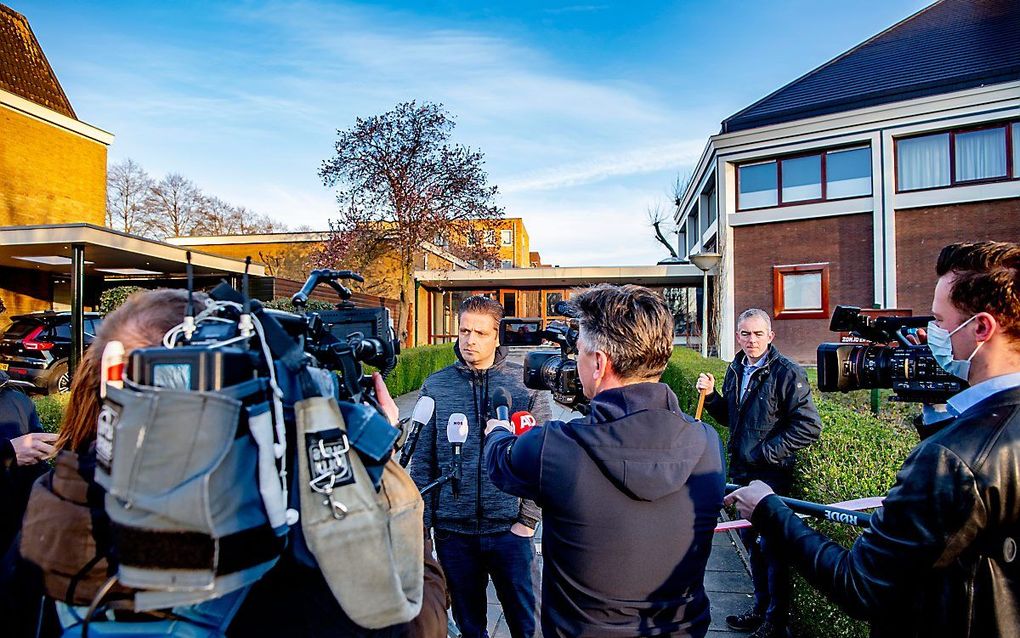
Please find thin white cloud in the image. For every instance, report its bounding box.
[501,139,704,193]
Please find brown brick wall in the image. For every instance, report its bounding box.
[0,106,107,226]
[732,213,874,364]
[895,198,1020,317]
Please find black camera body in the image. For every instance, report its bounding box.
[817,305,966,403]
[500,315,587,411]
[127,270,399,405]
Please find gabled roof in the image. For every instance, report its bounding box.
[0,3,75,118]
[722,0,1020,134]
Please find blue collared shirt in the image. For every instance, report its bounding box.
[740,354,767,402]
[947,371,1020,417]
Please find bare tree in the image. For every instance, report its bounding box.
[106,159,155,236]
[316,101,503,344]
[145,173,206,238]
[648,203,679,259]
[192,197,287,236]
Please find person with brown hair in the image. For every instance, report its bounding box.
[727,241,1020,638]
[10,289,200,636]
[484,284,725,638]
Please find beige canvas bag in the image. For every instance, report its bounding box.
[295,395,424,629]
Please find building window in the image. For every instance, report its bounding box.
[781,154,822,203]
[826,147,871,198]
[434,234,448,247]
[501,259,513,269]
[737,146,871,211]
[772,263,830,320]
[501,229,513,246]
[738,161,778,209]
[1013,123,1020,178]
[466,232,476,246]
[686,213,699,254]
[484,230,497,246]
[896,122,1018,192]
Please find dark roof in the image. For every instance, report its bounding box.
[722,0,1020,134]
[0,4,75,118]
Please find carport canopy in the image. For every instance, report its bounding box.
[0,223,266,377]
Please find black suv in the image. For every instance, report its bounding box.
[0,312,103,394]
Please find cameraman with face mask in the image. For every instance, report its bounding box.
[727,241,1020,638]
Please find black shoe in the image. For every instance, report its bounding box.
[725,609,763,632]
[748,620,790,638]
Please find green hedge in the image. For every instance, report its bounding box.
[661,347,917,638]
[99,286,145,314]
[262,297,338,313]
[33,393,71,434]
[381,342,456,397]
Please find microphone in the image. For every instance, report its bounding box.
[447,413,469,496]
[511,411,537,436]
[398,396,435,467]
[493,388,512,422]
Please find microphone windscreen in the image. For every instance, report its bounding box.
[447,413,469,443]
[493,388,512,412]
[511,411,538,436]
[411,395,435,425]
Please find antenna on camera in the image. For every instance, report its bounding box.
[238,256,254,338]
[183,251,196,341]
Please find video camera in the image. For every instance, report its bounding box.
[499,301,587,412]
[817,305,966,403]
[130,268,399,404]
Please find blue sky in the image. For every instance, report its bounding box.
[17,0,929,265]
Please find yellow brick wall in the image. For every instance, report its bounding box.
[0,105,107,226]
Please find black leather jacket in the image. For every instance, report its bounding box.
[704,345,821,482]
[751,386,1020,638]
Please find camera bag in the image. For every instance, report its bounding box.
[94,380,284,610]
[295,393,424,629]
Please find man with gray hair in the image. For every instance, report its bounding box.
[484,284,725,637]
[695,308,821,638]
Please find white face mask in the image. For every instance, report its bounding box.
[926,315,984,381]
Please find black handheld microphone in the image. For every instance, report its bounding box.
[398,396,435,468]
[493,388,512,423]
[447,413,468,496]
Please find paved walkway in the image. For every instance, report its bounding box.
[395,372,753,637]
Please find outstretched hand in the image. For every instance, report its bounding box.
[723,480,775,519]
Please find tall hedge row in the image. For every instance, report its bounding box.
[662,347,917,638]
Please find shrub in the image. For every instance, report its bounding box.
[33,393,71,433]
[380,342,456,397]
[661,347,918,638]
[262,297,337,313]
[99,286,145,314]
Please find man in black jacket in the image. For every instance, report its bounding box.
[484,284,725,638]
[0,370,55,555]
[727,241,1020,638]
[696,309,821,638]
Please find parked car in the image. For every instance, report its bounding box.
[0,312,103,394]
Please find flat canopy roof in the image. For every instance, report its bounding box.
[414,263,705,290]
[0,223,266,277]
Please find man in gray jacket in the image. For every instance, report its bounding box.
[408,295,551,638]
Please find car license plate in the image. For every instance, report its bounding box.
[0,363,8,371]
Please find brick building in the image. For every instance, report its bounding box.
[0,4,113,320]
[676,0,1020,363]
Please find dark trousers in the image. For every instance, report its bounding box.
[739,525,790,626]
[737,474,791,627]
[434,530,538,638]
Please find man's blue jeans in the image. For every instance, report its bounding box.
[434,529,538,638]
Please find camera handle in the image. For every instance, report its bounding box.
[291,269,365,308]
